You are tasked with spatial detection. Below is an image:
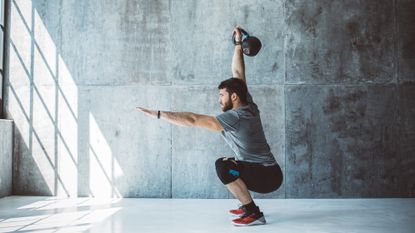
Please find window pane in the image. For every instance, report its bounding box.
[0,0,3,25]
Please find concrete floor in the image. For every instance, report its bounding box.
[0,196,414,233]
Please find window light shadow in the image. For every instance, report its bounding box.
[6,0,124,198]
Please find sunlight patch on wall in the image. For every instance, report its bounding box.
[34,10,56,81]
[8,46,30,146]
[13,0,31,28]
[89,113,123,197]
[57,56,78,196]
[10,1,31,83]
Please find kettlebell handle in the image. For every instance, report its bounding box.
[232,29,250,45]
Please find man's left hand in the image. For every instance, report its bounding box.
[136,107,157,119]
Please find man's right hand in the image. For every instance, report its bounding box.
[233,26,243,43]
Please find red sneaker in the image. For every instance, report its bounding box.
[229,205,246,218]
[232,212,266,226]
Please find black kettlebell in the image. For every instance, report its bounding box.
[232,29,262,57]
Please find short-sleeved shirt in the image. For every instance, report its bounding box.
[216,92,276,164]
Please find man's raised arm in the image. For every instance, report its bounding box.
[232,26,246,82]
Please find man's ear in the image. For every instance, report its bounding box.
[231,93,238,101]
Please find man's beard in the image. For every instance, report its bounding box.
[221,98,233,112]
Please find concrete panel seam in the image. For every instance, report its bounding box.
[394,0,399,84]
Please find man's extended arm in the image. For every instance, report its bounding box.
[136,107,224,132]
[232,26,246,82]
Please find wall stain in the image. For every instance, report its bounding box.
[323,89,368,136]
[272,62,279,72]
[173,66,195,82]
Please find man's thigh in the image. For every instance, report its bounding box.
[238,161,282,193]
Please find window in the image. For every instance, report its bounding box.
[0,0,6,118]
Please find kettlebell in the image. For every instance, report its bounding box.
[232,29,262,57]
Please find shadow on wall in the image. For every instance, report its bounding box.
[6,0,123,197]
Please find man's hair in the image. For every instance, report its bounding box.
[218,78,248,104]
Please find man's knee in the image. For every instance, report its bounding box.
[215,157,226,169]
[215,157,239,185]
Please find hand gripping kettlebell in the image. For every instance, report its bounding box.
[232,29,262,57]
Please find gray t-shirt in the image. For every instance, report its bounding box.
[216,92,276,164]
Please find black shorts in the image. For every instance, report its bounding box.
[215,157,283,194]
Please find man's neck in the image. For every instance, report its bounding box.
[232,101,246,110]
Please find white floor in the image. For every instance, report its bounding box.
[0,196,414,233]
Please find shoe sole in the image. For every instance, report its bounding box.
[232,216,266,226]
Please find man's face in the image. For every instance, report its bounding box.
[219,88,233,112]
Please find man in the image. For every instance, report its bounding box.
[136,26,283,226]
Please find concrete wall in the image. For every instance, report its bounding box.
[4,0,415,198]
[0,119,13,198]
